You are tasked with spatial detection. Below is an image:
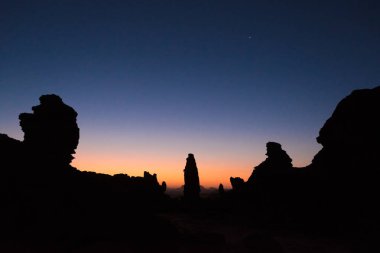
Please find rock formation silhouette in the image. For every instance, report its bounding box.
[162,181,167,193]
[309,86,380,226]
[1,94,167,197]
[229,142,294,198]
[243,142,300,219]
[183,153,201,200]
[0,94,175,252]
[227,86,380,230]
[312,86,380,174]
[247,142,293,185]
[19,94,79,166]
[230,177,245,191]
[218,183,225,196]
[2,87,380,251]
[1,95,80,198]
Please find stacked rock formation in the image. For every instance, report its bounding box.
[247,142,293,185]
[19,94,80,166]
[241,142,297,215]
[183,153,201,200]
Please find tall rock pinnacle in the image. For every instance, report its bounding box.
[183,153,201,200]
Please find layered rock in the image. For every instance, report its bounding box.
[183,153,201,200]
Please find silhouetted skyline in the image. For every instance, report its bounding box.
[1,0,380,187]
[2,87,380,252]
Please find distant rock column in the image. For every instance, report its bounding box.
[161,181,167,193]
[218,183,225,196]
[183,153,200,200]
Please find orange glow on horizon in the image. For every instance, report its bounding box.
[72,151,258,188]
[71,135,315,188]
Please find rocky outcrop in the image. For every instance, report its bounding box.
[247,142,293,185]
[144,171,160,188]
[0,94,175,251]
[143,171,167,194]
[245,142,297,213]
[312,86,380,175]
[0,94,167,201]
[226,86,380,229]
[230,177,245,191]
[309,86,380,224]
[183,153,200,200]
[19,94,79,166]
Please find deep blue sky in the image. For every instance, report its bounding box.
[1,0,379,186]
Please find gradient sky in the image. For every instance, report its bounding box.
[1,0,380,187]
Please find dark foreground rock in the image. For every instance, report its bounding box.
[0,95,175,252]
[228,86,380,232]
[309,86,380,228]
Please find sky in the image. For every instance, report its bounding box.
[1,0,380,188]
